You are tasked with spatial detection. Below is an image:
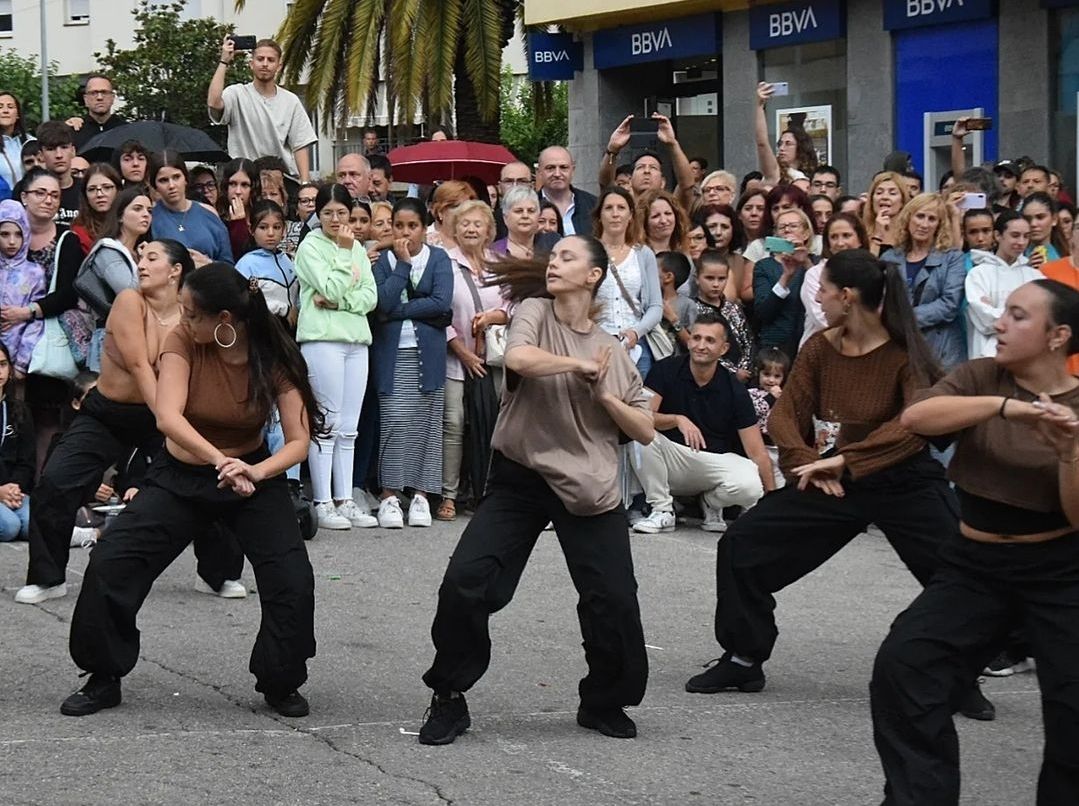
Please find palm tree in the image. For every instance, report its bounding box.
[233,0,516,143]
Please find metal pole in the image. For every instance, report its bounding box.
[39,0,50,121]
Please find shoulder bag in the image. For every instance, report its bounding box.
[457,263,507,367]
[27,233,79,380]
[608,252,675,361]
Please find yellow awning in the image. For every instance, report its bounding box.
[524,0,754,30]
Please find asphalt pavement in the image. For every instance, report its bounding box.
[1,517,1045,805]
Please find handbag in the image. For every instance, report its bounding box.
[607,253,676,360]
[27,233,79,380]
[456,263,506,367]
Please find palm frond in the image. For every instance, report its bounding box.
[387,0,424,127]
[276,0,324,88]
[420,0,463,118]
[340,0,386,127]
[459,0,504,122]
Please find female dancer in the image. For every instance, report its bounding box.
[293,184,378,530]
[872,279,1079,805]
[60,263,322,718]
[685,249,952,694]
[15,240,239,603]
[417,234,654,745]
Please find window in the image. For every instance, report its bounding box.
[0,0,12,36]
[66,0,90,24]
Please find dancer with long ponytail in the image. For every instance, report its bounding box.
[684,249,955,694]
[60,263,325,718]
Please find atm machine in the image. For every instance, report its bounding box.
[923,108,984,192]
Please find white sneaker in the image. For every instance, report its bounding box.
[195,577,248,598]
[632,509,675,534]
[315,501,351,530]
[408,495,433,527]
[377,496,405,529]
[337,499,378,528]
[627,509,645,526]
[70,526,98,548]
[542,521,554,531]
[15,582,67,604]
[700,501,728,533]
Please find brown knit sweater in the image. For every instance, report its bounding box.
[768,331,927,479]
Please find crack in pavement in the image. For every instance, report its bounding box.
[140,654,455,805]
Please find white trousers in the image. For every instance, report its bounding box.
[302,341,369,503]
[635,432,764,513]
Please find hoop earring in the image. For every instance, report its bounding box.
[214,322,237,349]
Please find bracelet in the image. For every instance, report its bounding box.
[999,395,1011,419]
[219,60,231,67]
[604,149,619,160]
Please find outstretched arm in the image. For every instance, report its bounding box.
[754,83,781,185]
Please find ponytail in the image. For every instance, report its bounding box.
[826,249,943,387]
[182,263,328,438]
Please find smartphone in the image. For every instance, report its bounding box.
[771,82,790,97]
[965,117,993,131]
[629,116,660,147]
[229,34,258,51]
[958,192,988,211]
[764,235,795,254]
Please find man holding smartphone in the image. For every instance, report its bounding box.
[208,36,317,182]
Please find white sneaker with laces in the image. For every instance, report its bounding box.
[70,526,98,548]
[195,577,248,598]
[408,495,433,527]
[336,499,378,528]
[15,582,67,604]
[700,501,728,533]
[378,496,405,529]
[315,501,350,530]
[632,509,676,534]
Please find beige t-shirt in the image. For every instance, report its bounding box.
[208,83,318,175]
[491,298,650,516]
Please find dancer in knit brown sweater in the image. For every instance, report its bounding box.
[685,248,954,694]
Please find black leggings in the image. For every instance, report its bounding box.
[714,452,954,663]
[69,447,316,699]
[422,452,648,710]
[871,533,1079,806]
[26,388,241,588]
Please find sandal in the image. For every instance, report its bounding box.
[435,499,456,521]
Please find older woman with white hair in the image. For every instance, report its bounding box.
[492,185,541,259]
[439,200,510,521]
[700,170,737,208]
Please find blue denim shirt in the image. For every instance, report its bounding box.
[881,247,968,370]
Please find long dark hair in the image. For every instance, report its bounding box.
[1020,191,1069,256]
[152,238,196,283]
[1034,278,1079,355]
[692,203,745,253]
[487,234,608,305]
[74,163,123,244]
[591,186,640,244]
[149,149,188,186]
[216,158,262,221]
[826,249,943,386]
[316,183,353,216]
[181,263,327,437]
[781,125,819,175]
[103,184,151,244]
[821,212,869,259]
[763,184,814,235]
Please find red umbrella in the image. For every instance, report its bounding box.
[387,140,517,184]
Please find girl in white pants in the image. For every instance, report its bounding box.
[294,185,379,529]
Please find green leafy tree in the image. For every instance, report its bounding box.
[499,68,567,167]
[0,49,84,131]
[234,0,516,142]
[95,0,247,139]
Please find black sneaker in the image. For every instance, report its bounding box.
[418,693,470,745]
[265,691,310,717]
[60,674,122,716]
[576,706,637,739]
[685,653,766,694]
[983,651,1034,677]
[957,681,996,721]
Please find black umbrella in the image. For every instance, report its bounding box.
[78,120,230,163]
[461,371,500,505]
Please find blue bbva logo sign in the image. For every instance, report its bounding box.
[749,0,844,50]
[883,0,994,30]
[528,33,583,81]
[593,13,720,70]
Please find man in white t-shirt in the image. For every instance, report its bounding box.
[208,36,317,181]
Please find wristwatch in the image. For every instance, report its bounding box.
[668,320,682,333]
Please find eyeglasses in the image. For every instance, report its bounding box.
[321,209,349,220]
[192,181,216,192]
[85,89,114,98]
[704,186,731,195]
[500,178,532,186]
[24,188,60,202]
[297,197,317,206]
[775,222,804,233]
[86,183,116,195]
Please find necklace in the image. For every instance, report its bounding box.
[604,241,630,264]
[149,303,181,327]
[168,201,192,233]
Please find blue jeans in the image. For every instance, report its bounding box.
[0,496,30,541]
[265,411,300,482]
[635,339,654,378]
